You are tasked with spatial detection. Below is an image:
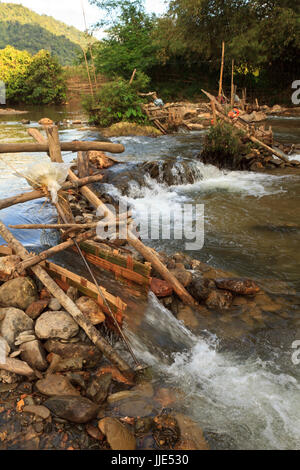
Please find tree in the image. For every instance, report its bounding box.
[89,0,159,78]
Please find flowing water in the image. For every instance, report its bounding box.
[0,107,300,449]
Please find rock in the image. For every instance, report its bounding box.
[0,277,37,310]
[20,340,48,371]
[35,311,79,340]
[0,255,22,280]
[15,333,36,346]
[44,396,99,423]
[205,290,233,310]
[95,366,134,385]
[108,392,154,417]
[66,287,78,302]
[44,340,102,368]
[52,357,84,373]
[177,305,199,331]
[86,373,112,404]
[21,119,30,125]
[98,417,136,450]
[215,278,260,296]
[0,308,34,348]
[86,423,103,440]
[154,388,177,407]
[75,297,105,325]
[169,268,192,288]
[241,111,267,123]
[150,278,173,298]
[88,151,115,169]
[23,405,50,420]
[187,274,212,302]
[0,370,19,384]
[36,375,80,397]
[39,118,53,126]
[48,299,62,311]
[0,336,10,357]
[174,413,209,450]
[26,300,49,320]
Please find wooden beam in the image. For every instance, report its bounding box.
[45,126,63,163]
[0,141,125,154]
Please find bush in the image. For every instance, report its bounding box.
[0,46,67,104]
[83,73,150,127]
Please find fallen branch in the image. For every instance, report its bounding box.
[0,174,104,211]
[0,220,133,375]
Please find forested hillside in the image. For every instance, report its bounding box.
[0,3,88,65]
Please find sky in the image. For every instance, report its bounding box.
[2,0,167,37]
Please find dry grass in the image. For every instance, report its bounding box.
[102,122,162,137]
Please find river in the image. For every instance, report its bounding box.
[0,106,300,450]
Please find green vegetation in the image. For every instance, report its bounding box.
[0,46,67,104]
[83,73,150,127]
[88,0,300,104]
[0,3,90,65]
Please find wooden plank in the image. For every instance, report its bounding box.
[43,261,126,326]
[71,245,151,287]
[80,240,152,278]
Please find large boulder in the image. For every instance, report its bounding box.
[0,308,34,348]
[35,311,79,340]
[0,277,37,310]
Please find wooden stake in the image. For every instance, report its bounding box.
[211,100,217,126]
[129,69,137,85]
[218,41,225,98]
[0,220,133,375]
[44,126,63,163]
[231,60,235,109]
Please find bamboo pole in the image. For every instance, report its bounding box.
[13,229,96,273]
[80,45,95,101]
[0,174,103,211]
[0,141,125,154]
[0,220,133,375]
[231,60,235,109]
[218,41,225,98]
[68,170,198,307]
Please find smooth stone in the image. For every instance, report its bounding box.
[98,417,136,450]
[174,413,209,450]
[23,405,50,420]
[0,336,10,357]
[35,311,79,340]
[20,340,48,371]
[0,277,37,310]
[0,308,34,348]
[36,374,80,397]
[48,299,62,311]
[44,396,99,424]
[15,335,36,346]
[215,278,260,296]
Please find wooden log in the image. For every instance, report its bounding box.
[9,219,127,230]
[68,170,198,307]
[28,128,47,144]
[0,174,104,211]
[13,229,96,273]
[0,141,125,154]
[45,126,63,163]
[218,41,225,97]
[0,220,133,375]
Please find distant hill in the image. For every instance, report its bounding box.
[0,3,91,65]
